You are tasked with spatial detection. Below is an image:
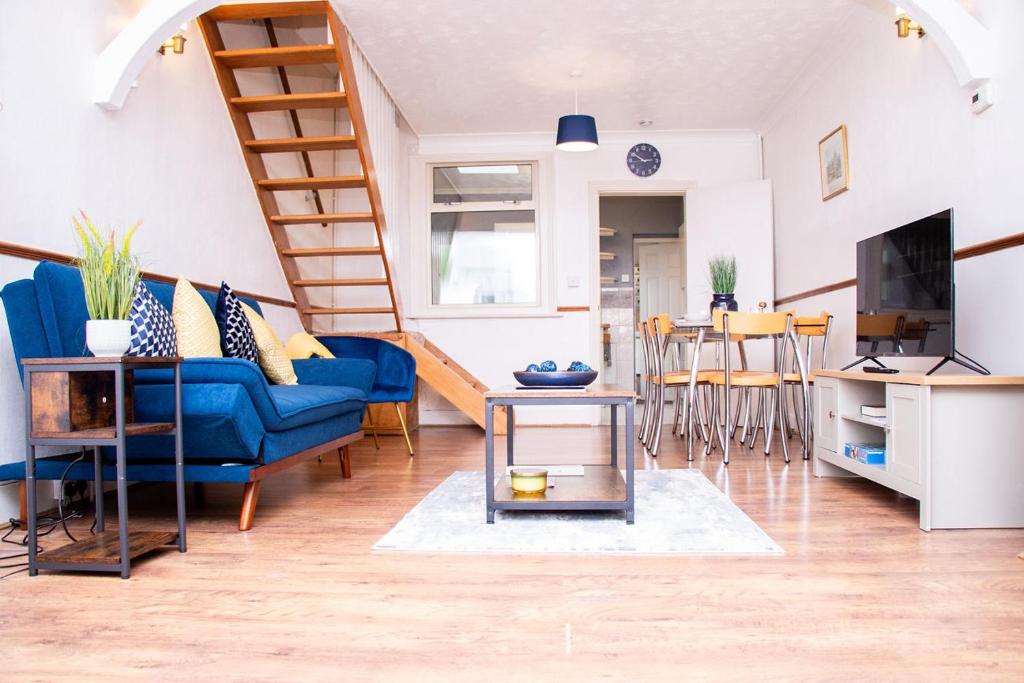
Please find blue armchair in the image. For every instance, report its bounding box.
[316,336,417,455]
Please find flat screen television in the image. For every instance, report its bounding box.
[855,209,954,360]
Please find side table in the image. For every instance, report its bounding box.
[23,356,186,578]
[484,385,635,524]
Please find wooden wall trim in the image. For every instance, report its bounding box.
[557,306,591,312]
[0,241,297,309]
[773,230,1024,307]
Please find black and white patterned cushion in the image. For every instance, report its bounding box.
[128,281,177,357]
[215,282,259,364]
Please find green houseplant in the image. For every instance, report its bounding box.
[708,254,738,315]
[72,211,142,357]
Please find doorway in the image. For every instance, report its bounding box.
[597,195,685,409]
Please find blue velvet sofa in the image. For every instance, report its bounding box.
[0,261,373,530]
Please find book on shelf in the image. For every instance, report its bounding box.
[860,405,886,418]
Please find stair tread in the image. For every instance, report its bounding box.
[215,45,335,68]
[258,176,367,191]
[246,135,357,153]
[292,278,389,287]
[206,2,328,21]
[304,307,395,315]
[231,92,347,112]
[271,211,373,224]
[282,246,381,256]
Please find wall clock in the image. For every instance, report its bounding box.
[627,143,661,177]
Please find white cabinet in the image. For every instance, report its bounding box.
[815,378,839,453]
[812,370,1024,530]
[886,383,925,485]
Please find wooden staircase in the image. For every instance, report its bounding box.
[199,2,502,432]
[198,1,400,332]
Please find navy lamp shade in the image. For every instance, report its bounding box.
[556,114,599,151]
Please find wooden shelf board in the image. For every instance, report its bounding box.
[215,45,335,69]
[205,2,327,21]
[282,246,381,257]
[258,175,366,191]
[271,212,372,225]
[840,413,888,429]
[230,92,347,113]
[32,422,175,440]
[816,369,1024,386]
[246,135,357,154]
[37,531,178,565]
[494,466,625,503]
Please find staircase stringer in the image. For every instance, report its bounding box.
[197,13,313,330]
[326,8,404,333]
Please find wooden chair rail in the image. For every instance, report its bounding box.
[0,240,296,309]
[775,229,1024,306]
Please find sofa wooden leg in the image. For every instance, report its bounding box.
[338,446,352,479]
[18,480,28,527]
[239,481,261,531]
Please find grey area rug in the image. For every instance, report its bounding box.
[374,469,782,555]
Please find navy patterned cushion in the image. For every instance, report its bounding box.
[128,281,177,357]
[215,282,259,364]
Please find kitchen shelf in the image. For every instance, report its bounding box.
[840,413,888,430]
[599,227,616,237]
[599,252,615,261]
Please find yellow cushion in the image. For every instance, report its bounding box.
[285,332,335,360]
[172,279,223,358]
[241,303,297,385]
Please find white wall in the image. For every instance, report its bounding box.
[0,1,306,519]
[400,131,763,424]
[763,0,1024,373]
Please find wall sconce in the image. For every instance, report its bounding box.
[158,25,188,55]
[895,13,925,39]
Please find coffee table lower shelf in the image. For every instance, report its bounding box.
[493,465,628,511]
[36,531,180,573]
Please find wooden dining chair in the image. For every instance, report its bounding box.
[782,311,833,450]
[700,309,795,465]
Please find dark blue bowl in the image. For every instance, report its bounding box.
[513,370,598,387]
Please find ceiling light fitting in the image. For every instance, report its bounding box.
[555,71,599,152]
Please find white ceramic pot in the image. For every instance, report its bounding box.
[86,319,132,357]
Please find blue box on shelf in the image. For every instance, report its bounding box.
[844,442,886,466]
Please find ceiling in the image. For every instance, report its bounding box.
[333,0,873,135]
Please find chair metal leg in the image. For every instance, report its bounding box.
[366,409,381,450]
[777,387,791,464]
[395,403,414,456]
[651,381,666,457]
[764,389,776,456]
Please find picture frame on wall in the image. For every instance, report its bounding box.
[818,124,850,201]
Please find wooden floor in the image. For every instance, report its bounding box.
[2,426,1022,681]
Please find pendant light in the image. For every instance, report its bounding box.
[556,71,598,152]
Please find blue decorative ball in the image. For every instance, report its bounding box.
[525,363,540,372]
[568,360,592,372]
[539,360,557,372]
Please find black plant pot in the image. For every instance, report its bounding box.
[709,293,738,315]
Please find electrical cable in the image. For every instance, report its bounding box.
[56,451,87,543]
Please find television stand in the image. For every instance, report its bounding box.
[813,369,1024,530]
[926,350,990,376]
[839,356,889,371]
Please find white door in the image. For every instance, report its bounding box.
[637,240,683,323]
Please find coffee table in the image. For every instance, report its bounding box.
[483,384,635,524]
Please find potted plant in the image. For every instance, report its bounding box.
[72,211,141,357]
[708,254,738,314]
